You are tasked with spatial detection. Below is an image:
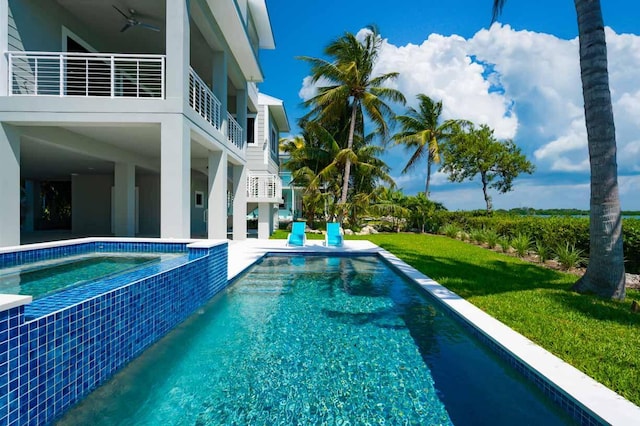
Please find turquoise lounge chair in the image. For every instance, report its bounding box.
[287,221,307,246]
[324,222,343,247]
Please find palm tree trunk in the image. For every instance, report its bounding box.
[571,0,625,299]
[425,151,432,198]
[340,101,358,205]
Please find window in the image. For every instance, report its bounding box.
[195,191,204,208]
[247,117,255,144]
[271,129,277,154]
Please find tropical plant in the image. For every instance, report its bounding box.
[510,233,532,257]
[440,124,534,213]
[298,27,406,210]
[484,229,500,249]
[498,236,511,253]
[492,0,625,298]
[555,243,586,271]
[392,95,467,197]
[404,192,446,233]
[441,223,462,239]
[535,240,551,263]
[470,229,486,244]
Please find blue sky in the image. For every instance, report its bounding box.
[258,0,640,211]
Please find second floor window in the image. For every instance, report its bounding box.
[247,117,255,144]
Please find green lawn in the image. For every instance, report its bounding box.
[271,231,640,405]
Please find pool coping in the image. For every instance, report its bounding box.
[226,239,640,426]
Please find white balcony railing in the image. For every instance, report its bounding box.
[227,112,244,151]
[7,51,165,98]
[247,172,282,201]
[189,67,221,130]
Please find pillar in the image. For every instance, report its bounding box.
[161,116,190,238]
[165,0,190,103]
[114,162,136,236]
[22,180,34,232]
[0,123,20,246]
[257,203,270,239]
[232,164,247,240]
[212,51,228,132]
[0,0,9,96]
[207,150,227,239]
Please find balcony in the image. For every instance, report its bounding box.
[7,51,165,98]
[188,68,245,152]
[189,67,221,131]
[247,172,282,202]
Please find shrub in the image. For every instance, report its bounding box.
[469,228,486,244]
[511,233,532,257]
[497,237,511,253]
[484,230,500,249]
[535,240,551,263]
[555,243,585,270]
[440,224,461,239]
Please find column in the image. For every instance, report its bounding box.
[212,51,228,133]
[22,180,34,232]
[257,203,270,239]
[0,0,9,96]
[0,123,20,246]
[161,116,190,238]
[207,150,228,239]
[165,0,190,104]
[114,162,136,236]
[232,164,247,240]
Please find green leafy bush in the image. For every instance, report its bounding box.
[497,237,511,253]
[429,212,639,273]
[511,233,532,257]
[555,243,585,270]
[484,230,500,249]
[469,228,486,244]
[535,240,551,263]
[440,224,462,239]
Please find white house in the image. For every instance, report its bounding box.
[0,0,289,247]
[246,93,290,239]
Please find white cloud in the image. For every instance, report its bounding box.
[297,24,640,210]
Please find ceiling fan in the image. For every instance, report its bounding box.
[112,5,160,33]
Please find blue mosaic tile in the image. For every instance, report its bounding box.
[0,241,228,425]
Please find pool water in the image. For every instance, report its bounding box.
[0,253,175,299]
[57,256,575,425]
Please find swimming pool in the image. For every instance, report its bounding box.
[0,252,180,299]
[58,255,575,425]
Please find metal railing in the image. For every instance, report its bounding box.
[189,67,221,130]
[227,112,244,151]
[7,51,165,98]
[247,172,282,200]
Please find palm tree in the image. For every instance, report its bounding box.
[492,0,625,299]
[298,27,406,209]
[392,94,467,197]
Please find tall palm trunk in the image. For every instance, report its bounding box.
[340,101,358,205]
[425,151,432,197]
[571,0,625,299]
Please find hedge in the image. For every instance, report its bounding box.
[429,212,640,274]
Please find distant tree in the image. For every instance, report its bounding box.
[440,124,534,213]
[298,27,405,210]
[392,94,467,197]
[404,192,446,233]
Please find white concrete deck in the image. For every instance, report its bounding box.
[227,239,640,425]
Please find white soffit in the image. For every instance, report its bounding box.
[206,0,264,82]
[248,0,275,49]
